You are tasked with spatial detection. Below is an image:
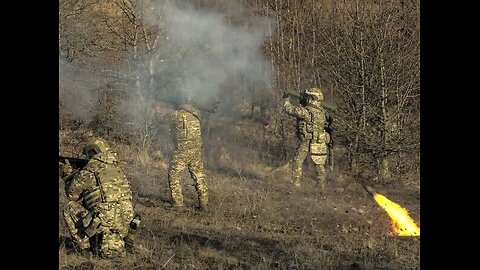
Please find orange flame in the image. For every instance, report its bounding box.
[373,193,420,236]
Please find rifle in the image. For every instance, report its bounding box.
[59,156,89,181]
[283,89,337,112]
[59,156,89,170]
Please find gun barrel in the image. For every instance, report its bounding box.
[286,90,336,111]
[320,102,337,112]
[286,89,302,99]
[59,156,89,170]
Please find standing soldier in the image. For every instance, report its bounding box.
[283,88,331,192]
[62,138,140,258]
[164,95,209,211]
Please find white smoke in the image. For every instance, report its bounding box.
[59,59,99,123]
[145,0,273,103]
[59,0,275,144]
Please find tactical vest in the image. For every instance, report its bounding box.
[82,153,133,210]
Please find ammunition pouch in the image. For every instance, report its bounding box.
[306,123,314,133]
[83,212,102,238]
[82,211,93,228]
[297,121,310,139]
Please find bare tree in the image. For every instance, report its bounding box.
[316,0,420,180]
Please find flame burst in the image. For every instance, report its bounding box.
[373,193,420,236]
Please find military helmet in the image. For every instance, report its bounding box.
[83,137,110,159]
[304,88,324,101]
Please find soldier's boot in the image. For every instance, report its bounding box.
[77,240,92,257]
[198,194,209,212]
[316,167,326,193]
[170,189,184,208]
[318,170,327,193]
[317,176,325,194]
[193,175,209,211]
[124,233,135,253]
[124,233,150,256]
[77,235,91,250]
[172,199,184,208]
[291,165,302,188]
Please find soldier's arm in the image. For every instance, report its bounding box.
[284,99,309,119]
[64,169,95,202]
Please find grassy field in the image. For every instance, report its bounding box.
[58,140,420,270]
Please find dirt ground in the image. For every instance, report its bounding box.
[58,153,420,270]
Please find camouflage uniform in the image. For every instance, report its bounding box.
[166,102,208,210]
[284,88,330,192]
[62,138,134,259]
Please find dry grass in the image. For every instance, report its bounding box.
[59,118,419,269]
[59,145,420,269]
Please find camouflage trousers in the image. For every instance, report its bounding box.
[168,146,208,210]
[63,201,91,250]
[63,200,134,258]
[292,139,328,192]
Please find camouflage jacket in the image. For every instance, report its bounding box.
[284,99,328,144]
[65,151,133,210]
[166,104,202,151]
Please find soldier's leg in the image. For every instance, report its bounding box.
[62,201,91,250]
[118,202,148,256]
[168,152,187,207]
[292,140,309,187]
[99,229,127,259]
[118,201,135,252]
[93,203,127,259]
[188,148,208,211]
[311,154,328,193]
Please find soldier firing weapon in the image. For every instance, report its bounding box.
[283,89,337,170]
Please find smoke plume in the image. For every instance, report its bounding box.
[145,0,273,106]
[59,0,275,161]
